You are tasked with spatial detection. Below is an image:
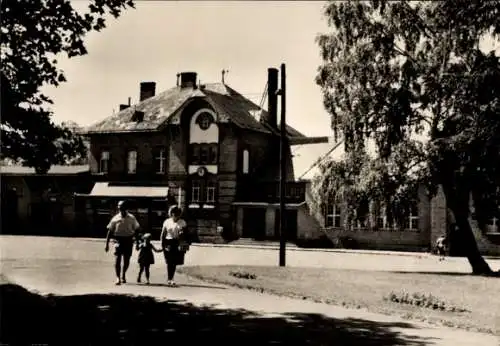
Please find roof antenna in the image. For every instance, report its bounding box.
[128,97,131,106]
[222,69,229,84]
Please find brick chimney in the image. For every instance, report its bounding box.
[139,82,156,101]
[119,97,132,111]
[179,72,197,88]
[262,67,278,128]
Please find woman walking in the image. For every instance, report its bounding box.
[160,206,190,286]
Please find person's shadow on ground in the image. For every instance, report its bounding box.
[0,283,434,346]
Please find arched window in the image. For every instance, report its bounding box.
[242,149,249,174]
[196,112,215,130]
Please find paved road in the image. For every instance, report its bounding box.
[2,235,499,273]
[1,235,499,345]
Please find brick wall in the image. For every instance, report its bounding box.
[300,182,431,251]
[322,228,426,251]
[219,124,238,173]
[297,204,323,240]
[168,126,187,176]
[89,132,169,178]
[430,185,447,247]
[87,109,296,242]
[1,174,93,235]
[239,130,294,182]
[1,176,31,230]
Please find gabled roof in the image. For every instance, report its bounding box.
[0,165,89,176]
[85,86,202,133]
[84,82,306,139]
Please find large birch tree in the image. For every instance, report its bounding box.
[315,0,500,275]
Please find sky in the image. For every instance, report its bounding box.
[43,1,332,137]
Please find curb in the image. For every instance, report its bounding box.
[189,243,432,258]
[57,237,432,258]
[190,243,500,260]
[69,237,425,257]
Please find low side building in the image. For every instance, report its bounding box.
[292,141,500,255]
[0,165,93,236]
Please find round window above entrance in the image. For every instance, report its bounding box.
[196,112,215,130]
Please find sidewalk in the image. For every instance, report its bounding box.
[2,258,498,346]
[75,236,434,258]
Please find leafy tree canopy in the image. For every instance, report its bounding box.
[1,0,135,173]
[316,0,500,274]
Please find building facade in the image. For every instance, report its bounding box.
[0,165,92,236]
[292,142,500,255]
[76,69,325,241]
[2,67,496,255]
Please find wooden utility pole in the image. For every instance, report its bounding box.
[279,63,287,267]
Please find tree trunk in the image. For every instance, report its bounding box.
[442,183,493,275]
[451,209,492,274]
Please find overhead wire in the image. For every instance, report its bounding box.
[297,139,344,180]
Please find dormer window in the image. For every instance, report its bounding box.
[196,112,214,130]
[131,110,144,123]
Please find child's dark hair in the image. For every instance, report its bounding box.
[169,205,181,217]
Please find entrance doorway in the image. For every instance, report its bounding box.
[242,208,266,240]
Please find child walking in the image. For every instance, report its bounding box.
[136,233,162,284]
[436,234,447,261]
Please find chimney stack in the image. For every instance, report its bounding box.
[139,82,156,101]
[264,67,279,128]
[179,72,197,88]
[119,104,129,111]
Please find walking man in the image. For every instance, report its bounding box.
[105,200,141,285]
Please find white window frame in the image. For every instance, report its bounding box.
[408,203,419,231]
[206,182,216,203]
[325,203,341,228]
[242,149,250,174]
[99,151,110,173]
[191,181,201,202]
[353,210,367,229]
[154,149,166,174]
[377,207,397,230]
[127,150,137,174]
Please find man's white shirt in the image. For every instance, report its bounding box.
[107,212,140,237]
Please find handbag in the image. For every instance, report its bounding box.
[176,251,186,265]
[178,241,190,252]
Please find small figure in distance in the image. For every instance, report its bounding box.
[435,233,447,261]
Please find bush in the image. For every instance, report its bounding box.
[335,236,359,249]
[229,271,257,280]
[295,235,334,249]
[384,290,470,313]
